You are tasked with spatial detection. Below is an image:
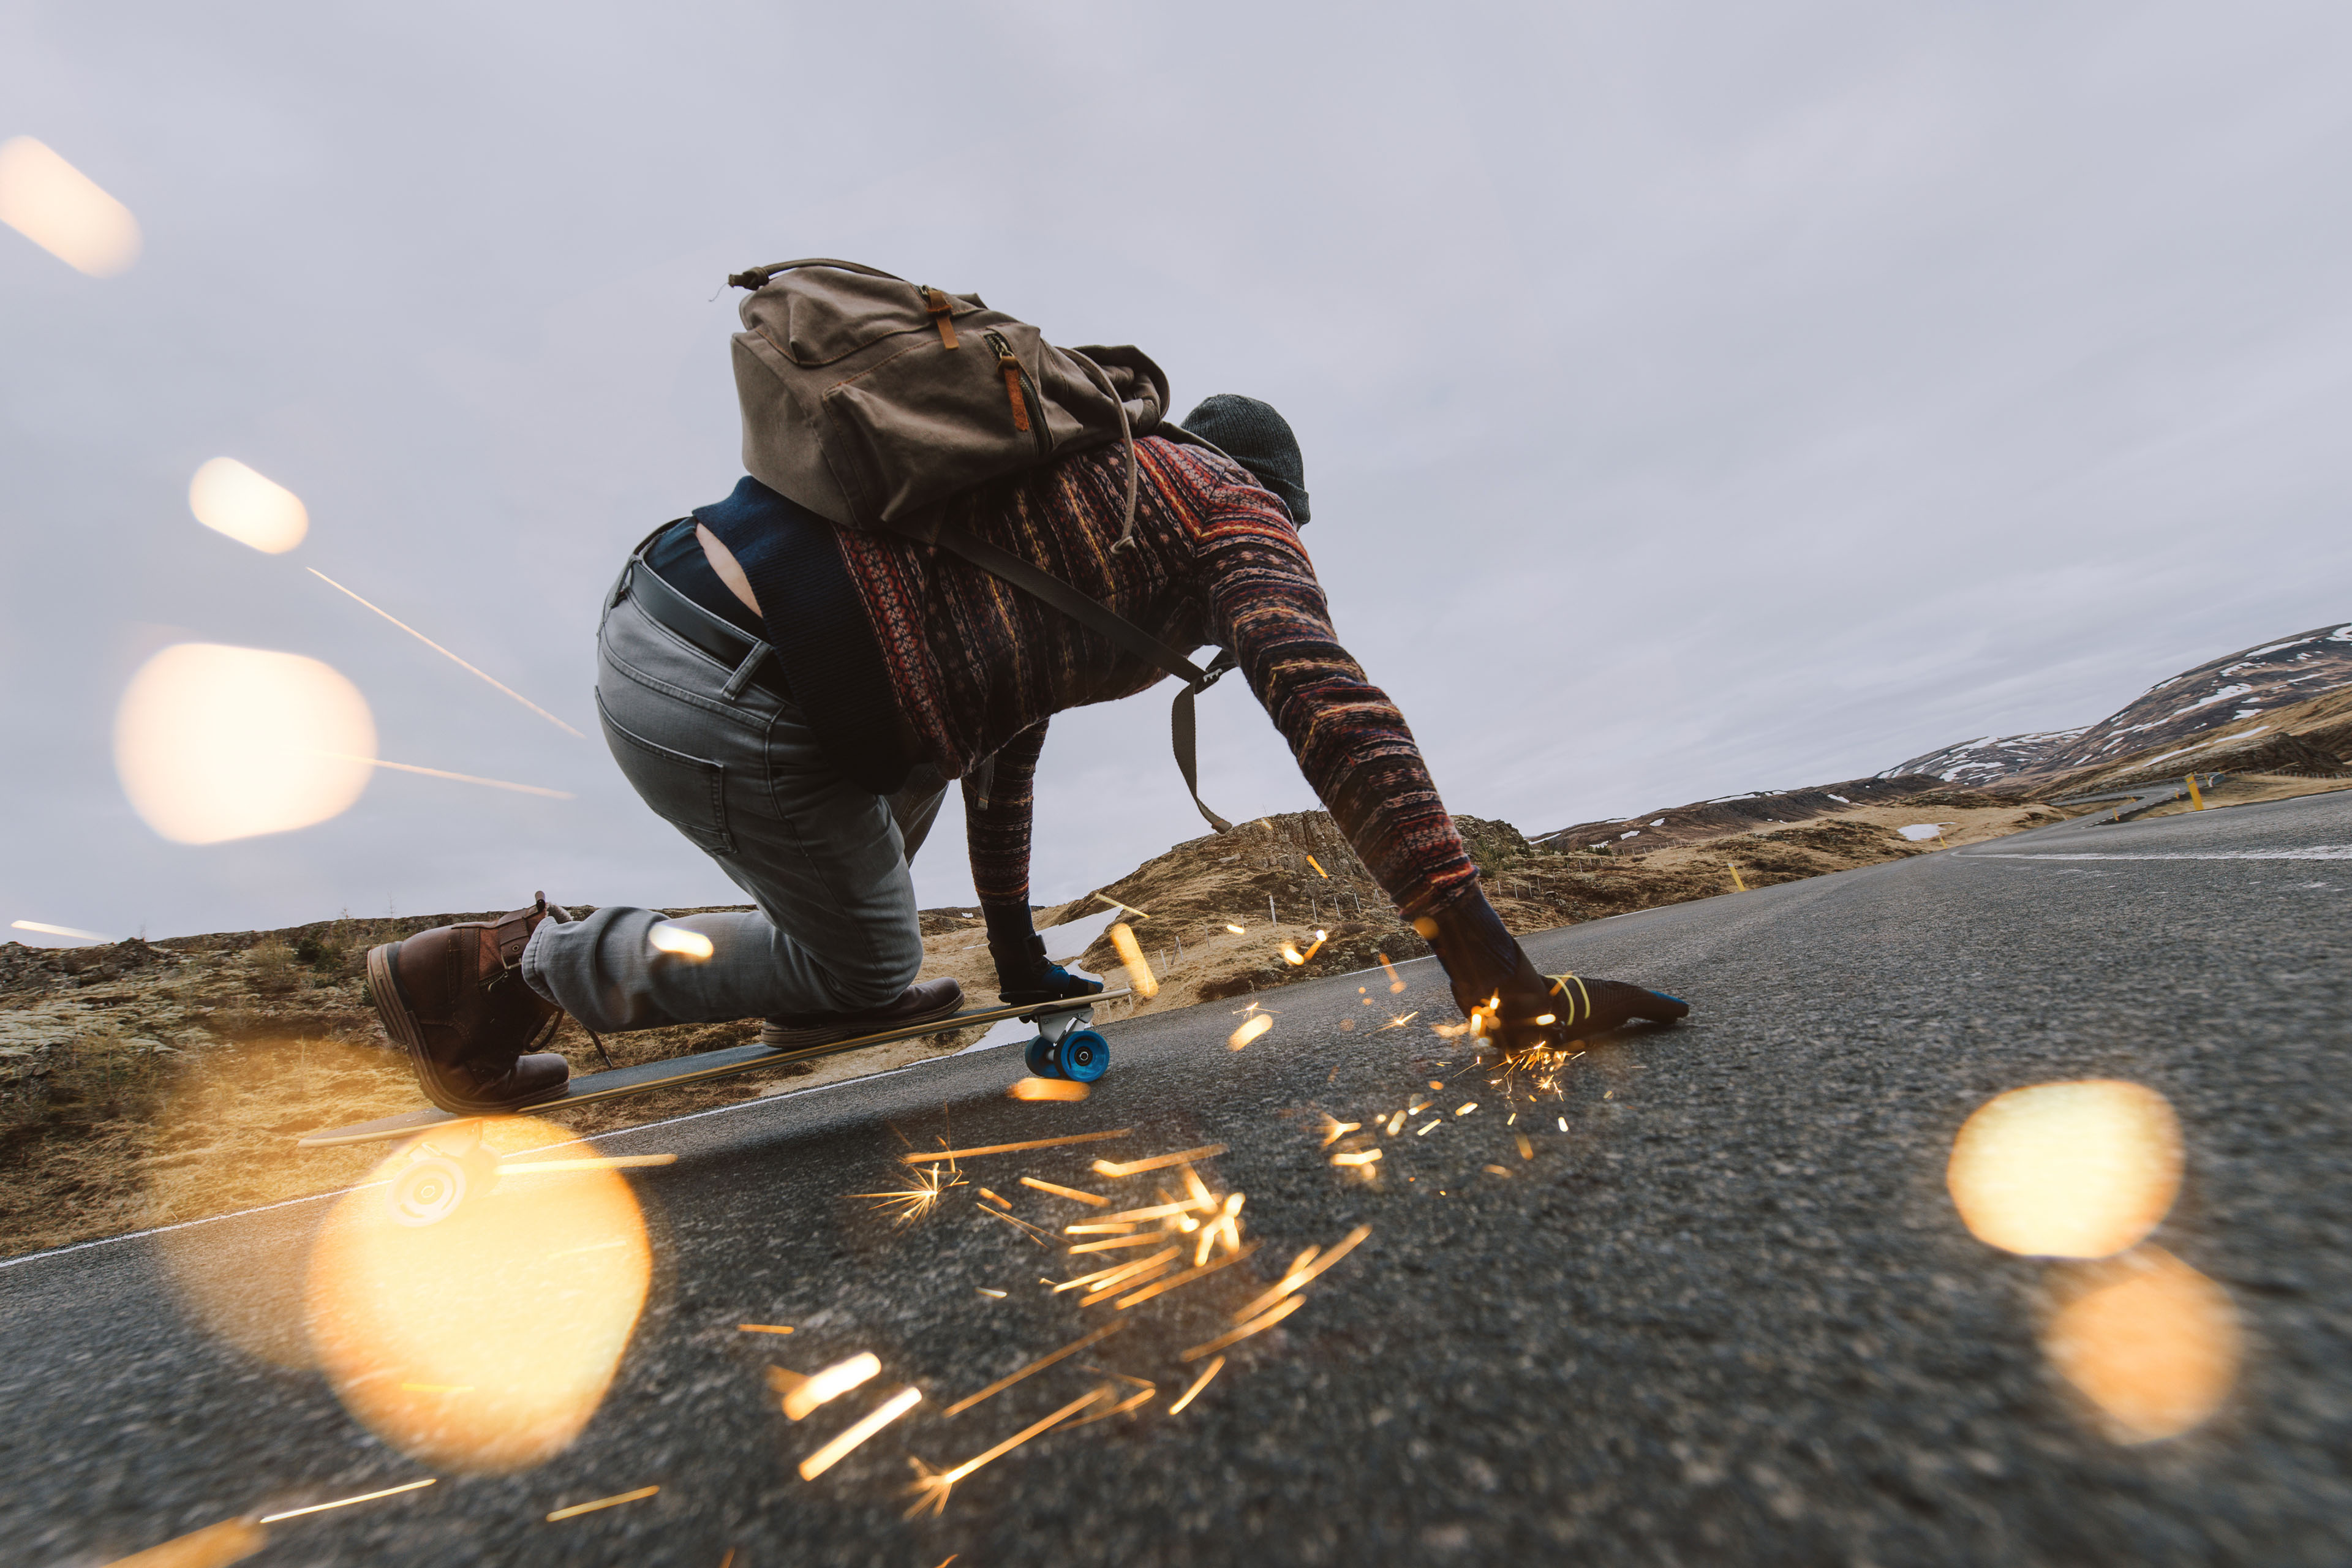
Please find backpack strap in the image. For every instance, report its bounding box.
[1068,350,1142,553]
[930,523,1234,831]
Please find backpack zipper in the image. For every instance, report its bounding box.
[984,330,1054,461]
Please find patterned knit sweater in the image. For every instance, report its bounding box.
[832,437,1480,929]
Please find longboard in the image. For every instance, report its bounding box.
[297,990,1129,1150]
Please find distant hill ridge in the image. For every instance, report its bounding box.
[1887,620,2352,792]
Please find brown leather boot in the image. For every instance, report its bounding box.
[367,894,574,1112]
[758,976,967,1050]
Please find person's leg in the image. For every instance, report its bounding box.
[523,577,943,1033]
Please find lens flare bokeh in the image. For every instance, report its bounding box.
[114,643,377,845]
[0,135,140,275]
[1946,1079,2182,1259]
[303,1117,652,1473]
[189,457,310,554]
[2043,1245,2242,1443]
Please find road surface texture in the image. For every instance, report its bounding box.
[8,791,2349,1566]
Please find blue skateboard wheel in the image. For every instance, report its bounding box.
[1057,1028,1109,1083]
[1024,1034,1060,1079]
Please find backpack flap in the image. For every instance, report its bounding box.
[727,260,1144,540]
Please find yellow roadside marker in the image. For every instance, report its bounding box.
[2186,775,2206,810]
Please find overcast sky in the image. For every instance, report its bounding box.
[5,1,2350,944]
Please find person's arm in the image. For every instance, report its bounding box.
[965,722,1098,1001]
[1198,486,1684,1047]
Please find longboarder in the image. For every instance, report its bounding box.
[367,281,1688,1114]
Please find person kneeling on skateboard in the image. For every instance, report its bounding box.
[367,387,1686,1112]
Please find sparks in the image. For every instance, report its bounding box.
[903,1129,1133,1166]
[739,1323,795,1335]
[546,1485,659,1522]
[1054,1246,1182,1295]
[257,1478,437,1523]
[1226,922,1246,934]
[851,1164,965,1226]
[1069,1384,1158,1428]
[798,1385,922,1480]
[1455,1102,1477,1117]
[305,566,585,736]
[1092,1144,1227,1179]
[1167,1355,1226,1414]
[1229,1013,1273,1050]
[1115,1240,1262,1310]
[1065,1221,1140,1235]
[1008,1076,1090,1101]
[943,1321,1127,1417]
[978,1188,1013,1209]
[774,1352,881,1421]
[647,922,714,960]
[906,1387,1110,1518]
[1068,1232,1172,1256]
[1109,921,1159,998]
[1330,1148,1382,1167]
[1181,1295,1306,1362]
[975,1287,1008,1298]
[1379,952,1406,993]
[1019,1175,1110,1207]
[1515,1134,1534,1160]
[977,1205,1053,1247]
[1231,1223,1372,1323]
[1317,1115,1361,1148]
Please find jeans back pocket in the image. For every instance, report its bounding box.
[598,692,736,858]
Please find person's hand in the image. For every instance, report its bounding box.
[1512,972,1689,1049]
[1466,956,1689,1060]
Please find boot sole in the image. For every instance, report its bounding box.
[368,941,562,1116]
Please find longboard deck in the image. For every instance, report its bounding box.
[297,990,1129,1149]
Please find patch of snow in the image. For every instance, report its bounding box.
[1619,830,1641,840]
[2165,683,2255,720]
[2331,625,2352,641]
[1899,824,1946,842]
[1827,794,1849,804]
[1649,818,1666,827]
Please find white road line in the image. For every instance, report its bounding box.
[1964,847,2352,861]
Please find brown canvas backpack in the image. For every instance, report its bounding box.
[724,258,1235,829]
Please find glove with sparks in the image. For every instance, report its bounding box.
[1415,899,1688,1056]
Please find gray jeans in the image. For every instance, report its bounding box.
[522,559,946,1032]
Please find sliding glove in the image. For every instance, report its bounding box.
[989,929,1106,1007]
[1417,897,1688,1058]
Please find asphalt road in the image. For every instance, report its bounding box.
[9,791,2350,1566]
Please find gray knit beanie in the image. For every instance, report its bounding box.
[1177,394,1310,525]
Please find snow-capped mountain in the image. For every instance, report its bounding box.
[1886,621,2352,787]
[1880,728,2088,787]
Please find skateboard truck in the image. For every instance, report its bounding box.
[1022,1003,1108,1084]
